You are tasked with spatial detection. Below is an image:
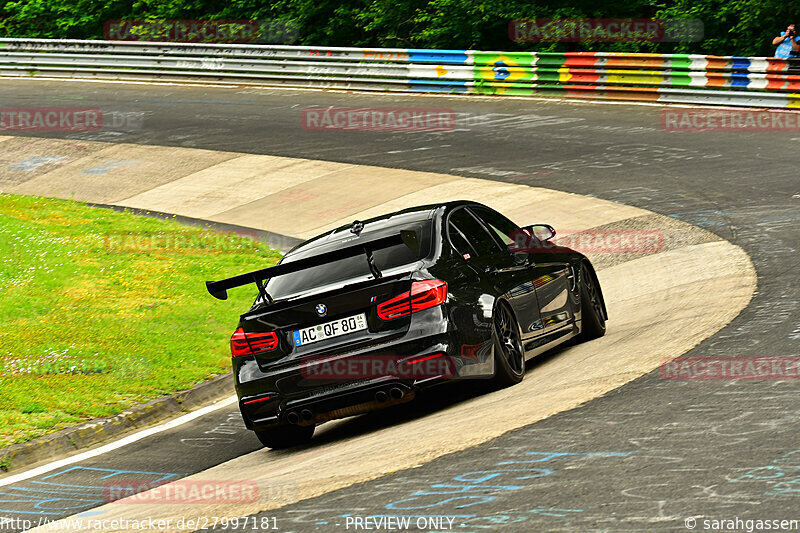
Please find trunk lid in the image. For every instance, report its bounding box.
[239,271,415,370]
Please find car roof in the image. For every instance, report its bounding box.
[283,200,483,258]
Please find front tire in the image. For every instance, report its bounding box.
[491,303,525,387]
[579,263,606,341]
[254,424,314,449]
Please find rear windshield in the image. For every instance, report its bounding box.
[266,217,432,299]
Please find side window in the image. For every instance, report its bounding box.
[469,206,521,251]
[448,221,476,259]
[448,208,503,257]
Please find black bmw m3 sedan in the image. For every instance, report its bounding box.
[206,201,607,449]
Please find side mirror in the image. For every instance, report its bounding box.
[508,224,557,255]
[523,224,556,242]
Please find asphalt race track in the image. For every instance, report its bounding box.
[0,79,798,532]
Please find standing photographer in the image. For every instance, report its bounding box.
[773,24,800,57]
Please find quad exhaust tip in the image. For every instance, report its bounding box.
[286,410,314,424]
[287,387,408,423]
[376,388,404,403]
[389,387,404,400]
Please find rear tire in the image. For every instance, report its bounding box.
[579,263,606,341]
[254,424,314,449]
[491,303,525,388]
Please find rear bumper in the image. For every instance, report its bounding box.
[235,329,493,430]
[234,303,496,430]
[236,333,454,430]
[242,378,420,430]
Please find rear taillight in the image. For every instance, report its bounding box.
[230,327,279,357]
[377,280,447,321]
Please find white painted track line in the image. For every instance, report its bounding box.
[0,396,237,488]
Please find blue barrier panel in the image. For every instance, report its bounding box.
[407,49,469,65]
[731,58,753,71]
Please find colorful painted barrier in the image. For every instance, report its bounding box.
[1,39,799,108]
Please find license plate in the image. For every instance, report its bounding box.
[292,313,368,347]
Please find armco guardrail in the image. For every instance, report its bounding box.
[2,38,800,108]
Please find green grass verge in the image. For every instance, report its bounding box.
[0,194,282,448]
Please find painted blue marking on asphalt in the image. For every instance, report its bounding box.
[497,451,631,464]
[0,491,101,515]
[37,465,178,488]
[0,506,62,515]
[0,466,180,516]
[386,495,494,510]
[9,156,67,172]
[10,486,101,495]
[529,507,584,517]
[385,451,631,511]
[75,509,107,517]
[41,465,178,479]
[82,160,137,174]
[452,469,552,482]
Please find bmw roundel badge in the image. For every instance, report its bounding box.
[315,303,327,317]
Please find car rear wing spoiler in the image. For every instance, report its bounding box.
[205,230,420,301]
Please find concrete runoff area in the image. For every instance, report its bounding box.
[0,138,755,532]
[9,143,236,204]
[119,156,353,220]
[207,165,458,236]
[0,137,109,188]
